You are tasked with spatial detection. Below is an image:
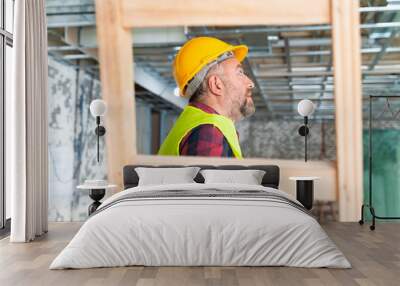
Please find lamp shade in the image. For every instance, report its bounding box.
[90,99,107,117]
[297,99,315,117]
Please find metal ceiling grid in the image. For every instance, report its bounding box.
[46,0,400,120]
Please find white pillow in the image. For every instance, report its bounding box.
[135,167,201,186]
[200,169,266,185]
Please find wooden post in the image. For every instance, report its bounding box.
[95,0,136,189]
[331,0,363,221]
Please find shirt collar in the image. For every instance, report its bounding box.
[188,101,220,115]
[188,101,240,138]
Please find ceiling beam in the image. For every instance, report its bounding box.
[65,27,99,60]
[65,26,188,48]
[256,68,400,77]
[134,63,187,109]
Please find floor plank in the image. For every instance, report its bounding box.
[0,222,399,286]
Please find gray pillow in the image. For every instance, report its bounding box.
[200,169,266,185]
[135,167,201,186]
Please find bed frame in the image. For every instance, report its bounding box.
[123,165,280,190]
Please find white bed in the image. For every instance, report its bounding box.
[50,182,351,269]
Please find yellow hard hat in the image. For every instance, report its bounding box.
[173,37,248,98]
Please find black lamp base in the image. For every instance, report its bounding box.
[298,125,309,136]
[94,116,106,163]
[296,180,314,210]
[298,116,310,162]
[88,188,106,215]
[95,126,106,136]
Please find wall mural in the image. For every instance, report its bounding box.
[48,56,340,222]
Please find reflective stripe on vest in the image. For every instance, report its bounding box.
[158,106,243,158]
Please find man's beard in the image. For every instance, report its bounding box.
[223,77,255,120]
[239,97,255,118]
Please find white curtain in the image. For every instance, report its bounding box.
[8,0,48,242]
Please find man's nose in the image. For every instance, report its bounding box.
[248,79,255,89]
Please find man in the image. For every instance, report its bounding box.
[158,37,255,158]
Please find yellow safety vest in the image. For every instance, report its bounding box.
[158,105,243,158]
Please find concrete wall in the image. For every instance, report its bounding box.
[48,57,106,221]
[236,114,336,161]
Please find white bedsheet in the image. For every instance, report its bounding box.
[50,183,351,269]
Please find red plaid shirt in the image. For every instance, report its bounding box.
[179,102,239,157]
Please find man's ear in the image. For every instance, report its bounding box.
[207,75,224,96]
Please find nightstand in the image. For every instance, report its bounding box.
[77,184,117,215]
[289,177,320,210]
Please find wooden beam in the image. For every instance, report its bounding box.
[331,0,363,221]
[120,0,331,28]
[95,0,136,189]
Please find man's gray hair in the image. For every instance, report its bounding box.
[184,51,234,98]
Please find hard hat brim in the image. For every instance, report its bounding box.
[231,44,248,63]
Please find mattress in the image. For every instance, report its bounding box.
[50,183,351,269]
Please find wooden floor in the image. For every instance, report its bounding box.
[0,222,399,286]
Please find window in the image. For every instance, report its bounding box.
[0,0,14,234]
